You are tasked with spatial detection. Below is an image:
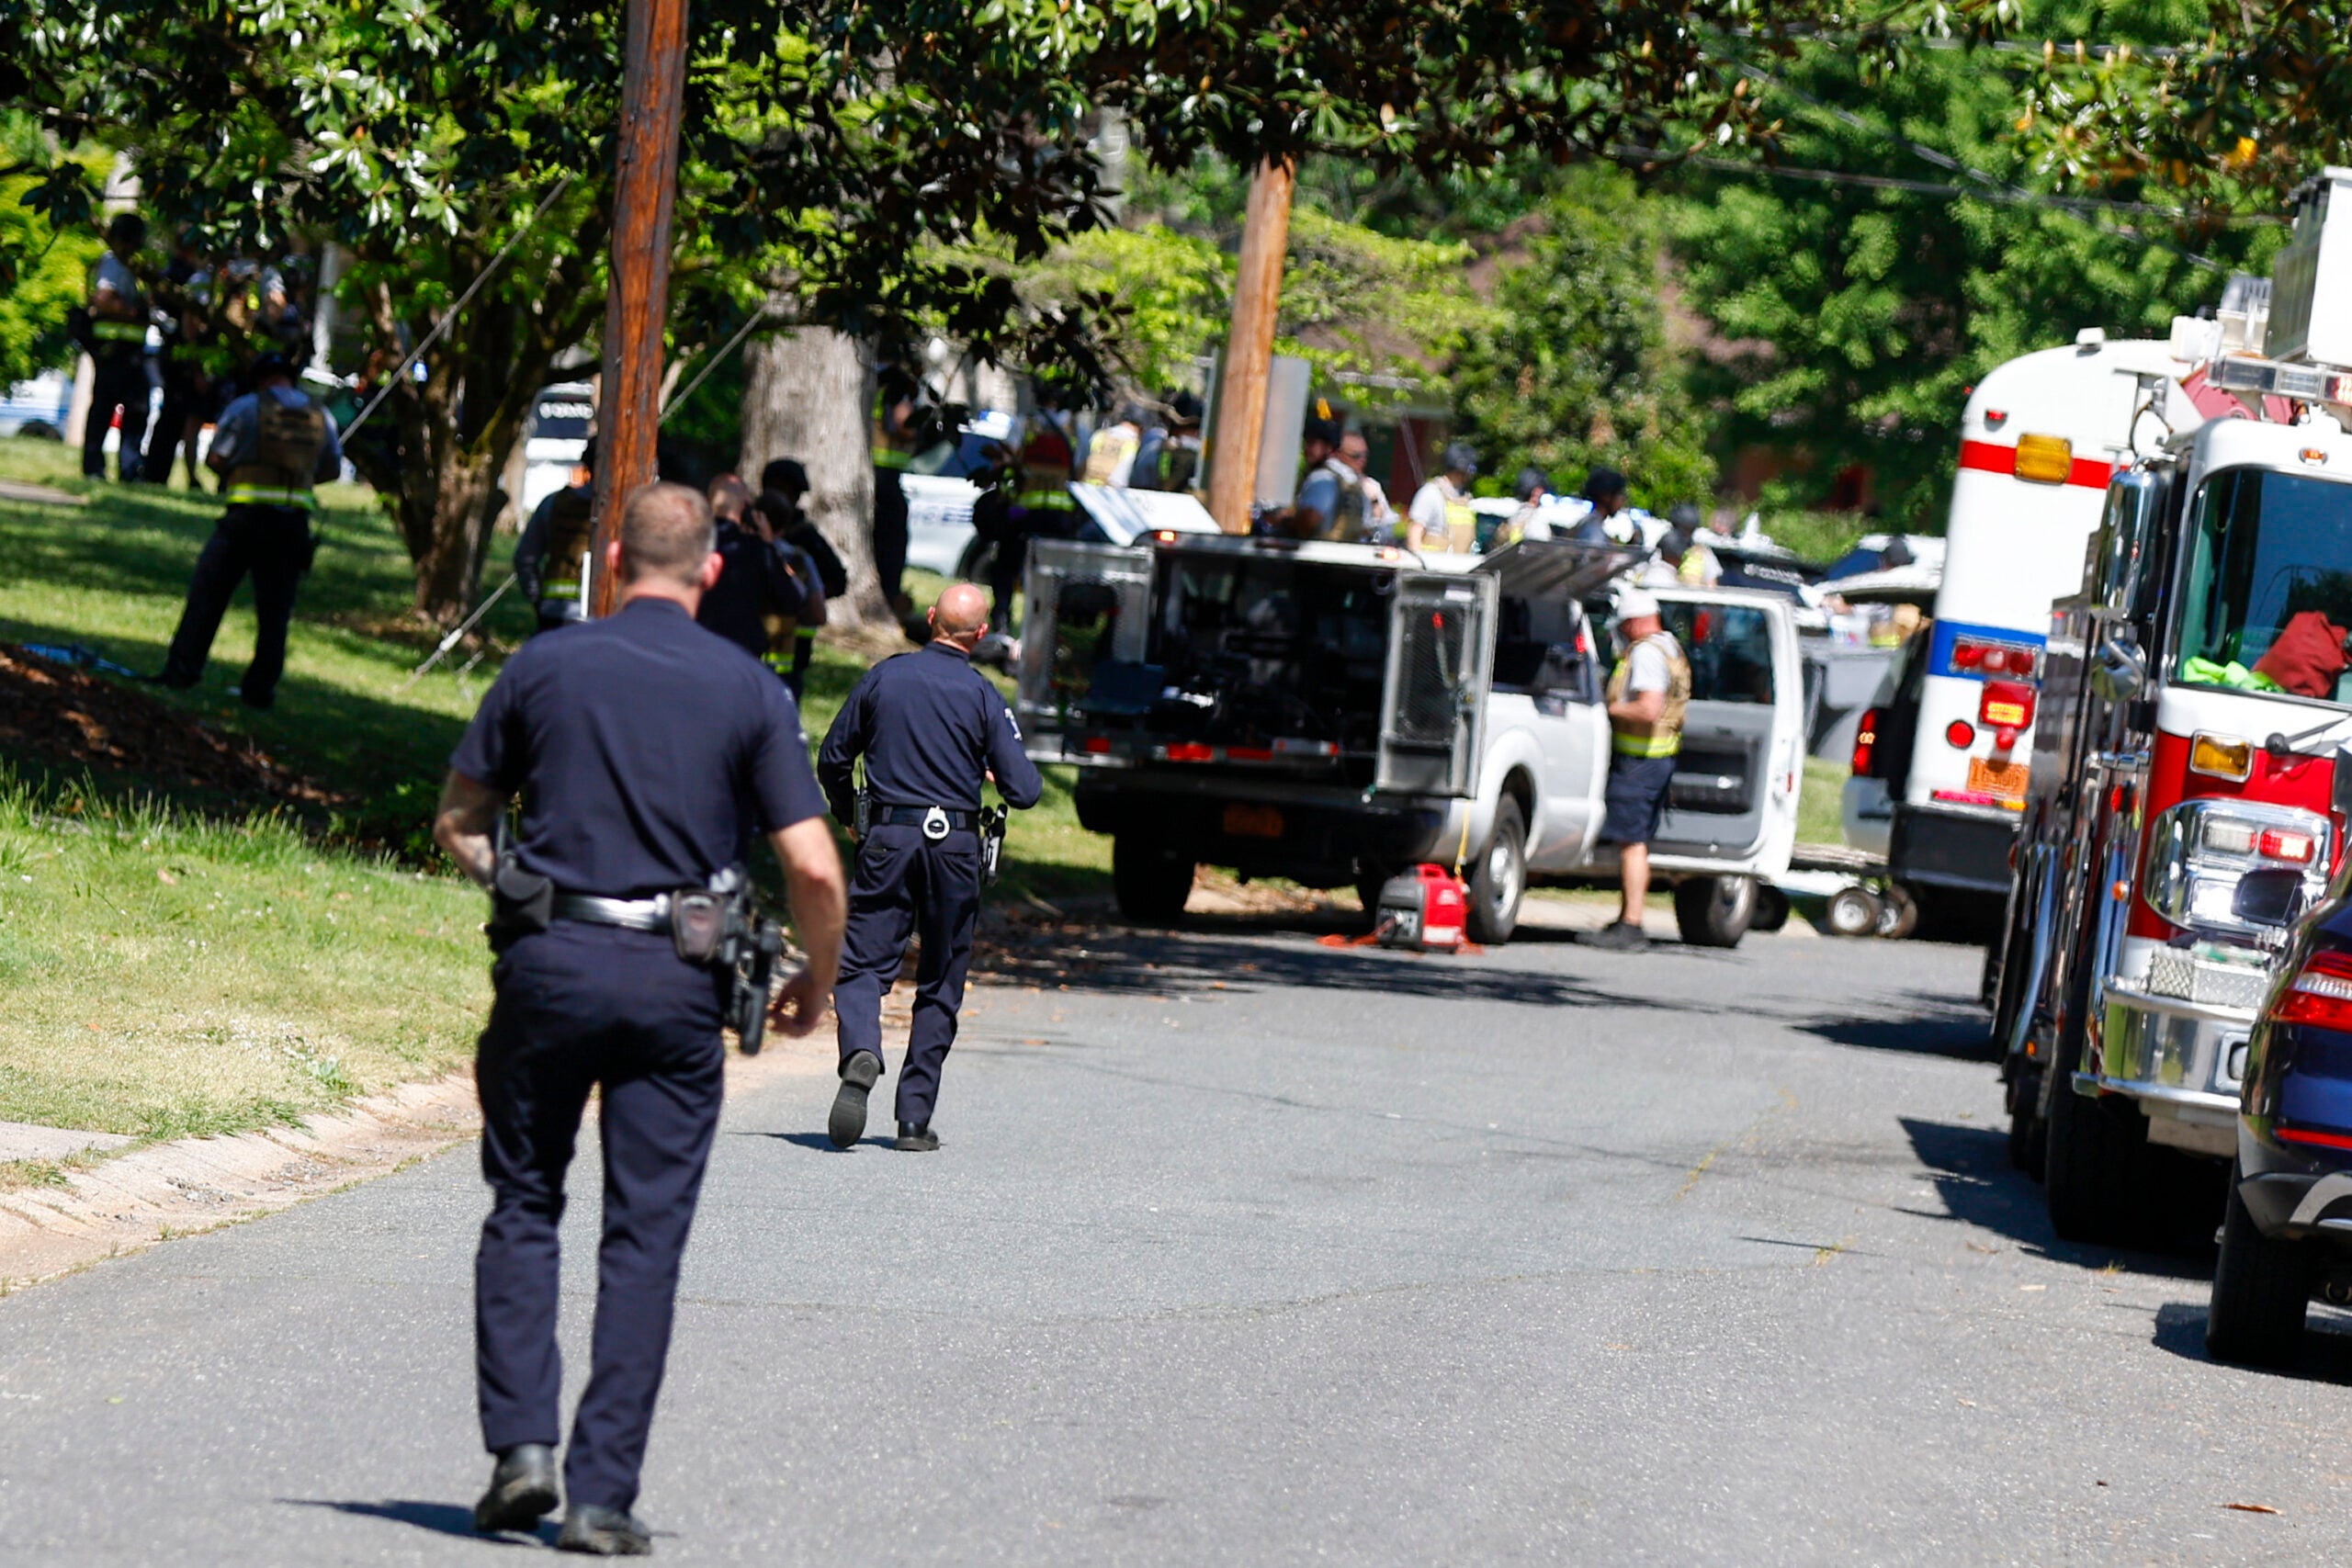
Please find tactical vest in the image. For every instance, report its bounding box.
[1017,435,1077,512]
[1401,479,1476,551]
[1312,457,1371,542]
[1606,632,1692,759]
[224,395,329,511]
[536,488,597,604]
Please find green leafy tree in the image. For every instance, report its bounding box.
[1450,167,1714,507]
[0,118,99,387]
[1668,1,2280,524]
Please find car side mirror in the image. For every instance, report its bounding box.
[2089,637,2148,704]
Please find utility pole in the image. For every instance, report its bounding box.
[1205,158,1296,535]
[589,0,689,615]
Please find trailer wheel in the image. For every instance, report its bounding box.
[1826,886,1883,938]
[1875,885,1919,940]
[2207,1168,2311,1370]
[1673,875,1755,949]
[1752,885,1792,934]
[1464,797,1527,945]
[1112,838,1194,925]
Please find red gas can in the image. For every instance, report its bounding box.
[1375,863,1468,951]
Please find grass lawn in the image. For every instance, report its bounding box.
[0,440,1106,1158]
[1798,756,1850,847]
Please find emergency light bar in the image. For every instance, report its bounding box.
[2207,355,2352,406]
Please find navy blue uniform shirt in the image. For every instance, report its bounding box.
[818,641,1044,821]
[696,519,807,660]
[452,598,827,897]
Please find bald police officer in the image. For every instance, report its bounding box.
[819,583,1043,1151]
[433,482,847,1554]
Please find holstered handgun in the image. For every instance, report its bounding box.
[486,816,552,945]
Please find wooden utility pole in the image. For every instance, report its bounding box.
[589,0,689,615]
[1206,158,1296,534]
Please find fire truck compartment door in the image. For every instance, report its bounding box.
[1017,538,1155,760]
[1377,570,1498,796]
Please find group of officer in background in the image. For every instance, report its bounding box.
[76,211,317,490]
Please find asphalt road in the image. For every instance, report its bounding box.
[2,908,2348,1564]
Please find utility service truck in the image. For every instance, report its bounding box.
[1995,167,2352,1243]
[1016,533,1806,946]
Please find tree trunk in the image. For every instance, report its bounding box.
[740,318,887,624]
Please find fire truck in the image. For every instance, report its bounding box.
[1995,166,2352,1243]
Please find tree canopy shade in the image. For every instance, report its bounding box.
[0,0,1865,617]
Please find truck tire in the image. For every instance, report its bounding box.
[2005,1068,2046,1176]
[1674,875,1755,949]
[2206,1169,2311,1370]
[1875,885,1919,940]
[1464,797,1527,945]
[2042,1036,2147,1245]
[1112,838,1193,924]
[1751,885,1792,934]
[1826,886,1882,938]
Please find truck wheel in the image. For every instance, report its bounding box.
[2207,1168,2311,1370]
[1751,885,1792,934]
[1464,797,1527,944]
[1826,886,1882,938]
[2005,1069,2046,1176]
[2042,1043,2148,1245]
[1674,875,1755,949]
[1112,838,1194,924]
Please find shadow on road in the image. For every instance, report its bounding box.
[282,1497,551,1546]
[1897,1117,2212,1281]
[2149,1300,2352,1386]
[981,922,1743,1013]
[740,1131,896,1154]
[1802,1008,1997,1062]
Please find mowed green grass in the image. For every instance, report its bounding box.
[0,440,1106,1155]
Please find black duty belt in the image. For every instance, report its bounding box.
[874,805,978,839]
[551,893,674,931]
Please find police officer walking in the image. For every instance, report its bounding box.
[818,582,1043,1151]
[514,447,599,634]
[153,352,341,708]
[433,481,847,1553]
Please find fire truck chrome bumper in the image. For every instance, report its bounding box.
[2076,981,2252,1136]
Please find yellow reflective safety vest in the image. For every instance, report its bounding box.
[223,394,330,512]
[1607,631,1691,759]
[535,487,597,603]
[1083,424,1140,485]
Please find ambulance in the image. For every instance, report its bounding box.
[1869,332,2189,925]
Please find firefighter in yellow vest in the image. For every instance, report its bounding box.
[1589,587,1691,952]
[154,353,342,709]
[82,213,153,483]
[514,444,599,634]
[1405,442,1480,553]
[870,364,922,614]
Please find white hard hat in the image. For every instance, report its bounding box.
[1615,587,1661,621]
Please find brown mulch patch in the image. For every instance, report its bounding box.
[0,644,347,807]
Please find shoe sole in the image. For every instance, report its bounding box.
[891,1136,940,1152]
[829,1055,880,1148]
[475,1476,559,1534]
[556,1525,653,1556]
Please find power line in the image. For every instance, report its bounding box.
[1720,61,2230,270]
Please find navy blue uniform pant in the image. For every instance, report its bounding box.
[835,824,982,1129]
[161,505,311,705]
[474,924,728,1514]
[872,466,909,606]
[82,347,149,481]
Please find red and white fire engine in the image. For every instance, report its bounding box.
[1995,166,2352,1242]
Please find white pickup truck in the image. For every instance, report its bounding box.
[1018,534,1806,945]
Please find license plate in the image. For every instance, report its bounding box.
[1968,757,2030,802]
[1223,803,1284,840]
